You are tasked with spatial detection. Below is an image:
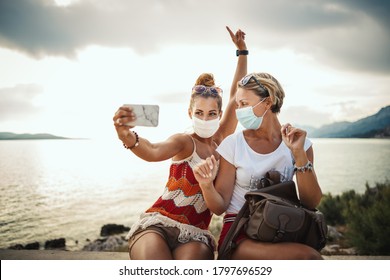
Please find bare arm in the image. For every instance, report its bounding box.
[113,106,191,162]
[294,146,322,209]
[215,26,248,144]
[193,155,236,215]
[282,124,322,209]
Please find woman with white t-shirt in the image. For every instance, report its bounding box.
[193,72,323,259]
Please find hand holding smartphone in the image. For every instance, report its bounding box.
[122,104,159,127]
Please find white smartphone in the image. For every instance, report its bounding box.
[122,104,159,127]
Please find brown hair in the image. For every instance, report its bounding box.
[189,73,223,111]
[238,72,285,113]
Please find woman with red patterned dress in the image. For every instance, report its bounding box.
[113,26,247,260]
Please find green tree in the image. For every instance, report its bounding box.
[343,182,390,255]
[319,180,390,255]
[318,189,357,226]
[318,193,345,225]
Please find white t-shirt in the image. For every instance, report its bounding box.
[216,131,312,214]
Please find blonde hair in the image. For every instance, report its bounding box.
[238,72,285,113]
[189,73,222,111]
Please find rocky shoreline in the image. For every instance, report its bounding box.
[6,224,130,252]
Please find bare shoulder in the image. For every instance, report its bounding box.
[168,133,193,145]
[160,132,193,151]
[170,133,194,160]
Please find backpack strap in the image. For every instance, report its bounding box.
[217,201,249,260]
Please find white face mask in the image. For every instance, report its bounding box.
[192,117,220,138]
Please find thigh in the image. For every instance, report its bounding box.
[232,239,323,260]
[173,241,214,260]
[129,229,173,260]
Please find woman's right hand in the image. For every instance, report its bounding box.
[113,106,137,142]
[193,155,219,187]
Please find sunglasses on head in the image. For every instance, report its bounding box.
[240,74,269,96]
[192,85,223,96]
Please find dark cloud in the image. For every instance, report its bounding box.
[0,84,43,121]
[0,0,389,73]
[237,0,390,73]
[341,0,390,28]
[0,0,227,57]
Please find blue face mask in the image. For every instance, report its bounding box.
[236,98,268,130]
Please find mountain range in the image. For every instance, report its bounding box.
[0,132,68,140]
[307,105,390,138]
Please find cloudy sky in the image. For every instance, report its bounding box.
[0,0,389,139]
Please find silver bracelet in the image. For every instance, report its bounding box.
[294,160,313,173]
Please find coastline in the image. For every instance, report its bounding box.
[2,220,389,260]
[4,217,388,259]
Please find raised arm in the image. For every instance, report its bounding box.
[113,106,191,162]
[215,26,248,143]
[281,124,323,209]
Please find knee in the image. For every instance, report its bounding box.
[232,245,243,258]
[301,247,323,260]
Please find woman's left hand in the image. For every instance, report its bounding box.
[226,26,247,50]
[281,123,306,153]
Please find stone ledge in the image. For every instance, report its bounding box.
[1,250,389,260]
[0,249,128,260]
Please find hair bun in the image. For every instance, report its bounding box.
[195,73,215,87]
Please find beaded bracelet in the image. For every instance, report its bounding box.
[123,131,139,150]
[294,160,313,173]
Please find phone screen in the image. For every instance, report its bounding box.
[123,104,159,127]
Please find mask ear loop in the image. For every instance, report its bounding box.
[260,108,269,118]
[252,97,268,117]
[253,97,267,108]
